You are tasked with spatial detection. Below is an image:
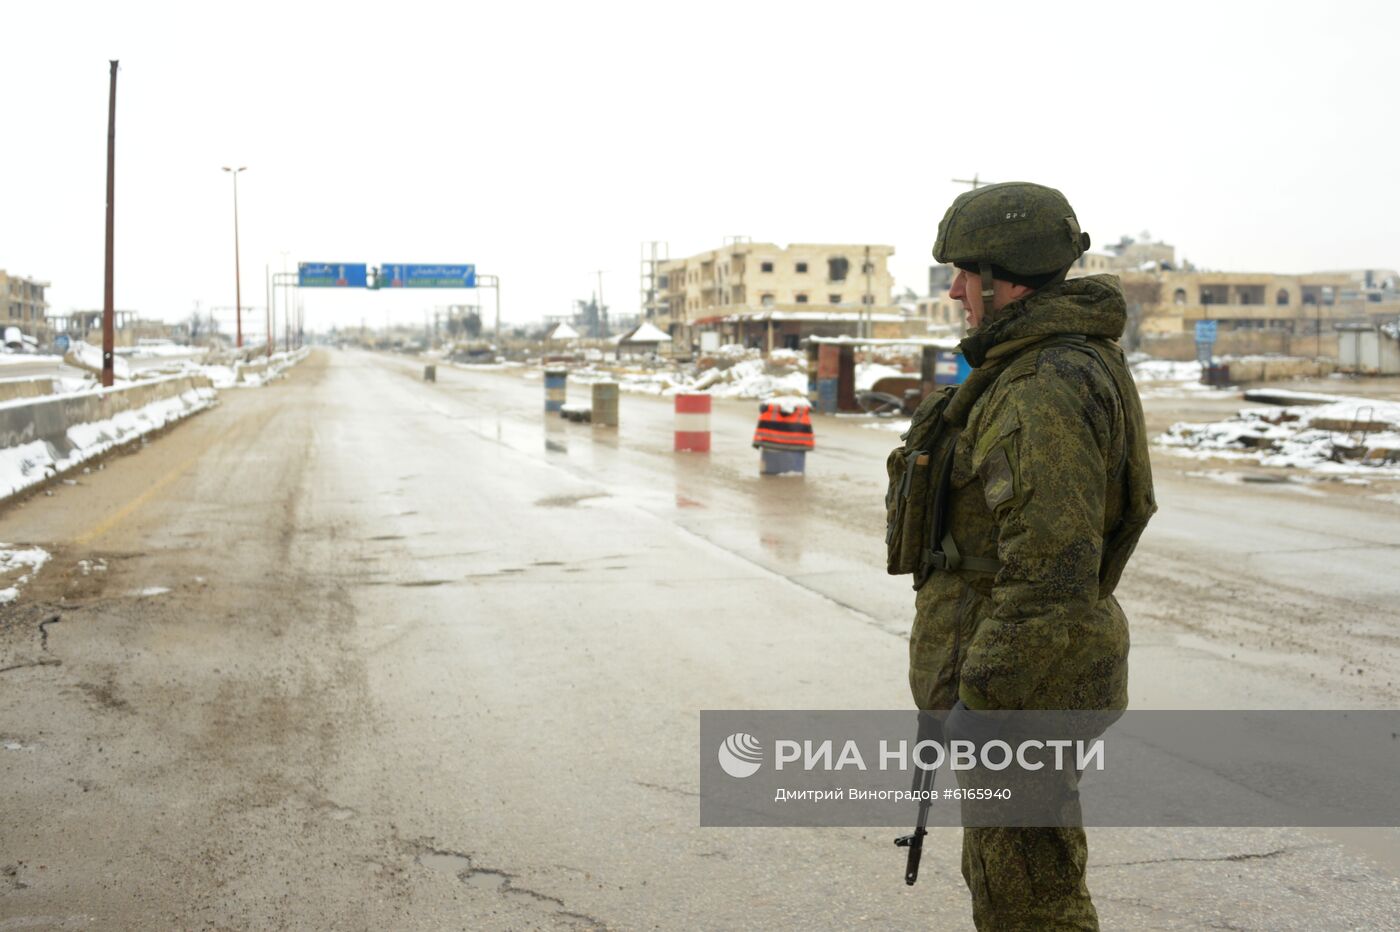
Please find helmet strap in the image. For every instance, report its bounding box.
[978,263,996,314]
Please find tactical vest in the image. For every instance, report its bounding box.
[753,402,815,451]
[885,335,1155,594]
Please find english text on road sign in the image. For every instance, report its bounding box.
[380,264,477,288]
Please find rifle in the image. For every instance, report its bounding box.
[893,710,941,885]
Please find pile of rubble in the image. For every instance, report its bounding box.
[1158,390,1400,473]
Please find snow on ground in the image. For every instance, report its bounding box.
[863,418,911,434]
[0,544,50,604]
[0,384,218,500]
[514,348,1237,423]
[114,343,206,358]
[1131,358,1202,381]
[65,342,133,380]
[1128,356,1221,399]
[535,346,920,404]
[562,347,811,401]
[154,347,310,389]
[1158,394,1400,475]
[0,353,64,368]
[856,363,906,392]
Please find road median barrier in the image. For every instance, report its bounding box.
[0,374,216,503]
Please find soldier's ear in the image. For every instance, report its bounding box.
[1003,282,1036,305]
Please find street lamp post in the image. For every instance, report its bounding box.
[222,166,246,348]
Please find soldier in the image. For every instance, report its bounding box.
[898,182,1156,929]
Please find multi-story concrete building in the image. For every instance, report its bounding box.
[1,269,49,328]
[1126,267,1400,358]
[655,242,898,351]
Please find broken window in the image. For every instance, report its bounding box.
[861,261,875,275]
[795,294,809,304]
[796,262,808,274]
[761,294,775,307]
[829,294,842,304]
[828,257,849,282]
[760,261,774,273]
[1276,289,1290,306]
[862,294,874,305]
[1173,289,1187,304]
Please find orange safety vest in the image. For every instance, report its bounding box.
[752,402,815,451]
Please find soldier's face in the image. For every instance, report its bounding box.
[949,269,1033,329]
[949,268,987,329]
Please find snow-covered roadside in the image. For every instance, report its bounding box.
[0,353,65,369]
[563,348,811,401]
[1158,394,1400,476]
[1128,356,1221,400]
[533,347,919,404]
[184,347,310,389]
[0,385,218,500]
[0,545,50,604]
[1,345,309,400]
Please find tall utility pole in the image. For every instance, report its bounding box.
[277,251,288,355]
[952,173,990,190]
[102,61,119,387]
[221,165,247,347]
[264,265,272,357]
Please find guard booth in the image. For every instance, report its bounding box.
[806,337,965,414]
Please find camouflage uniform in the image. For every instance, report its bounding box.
[908,274,1153,930]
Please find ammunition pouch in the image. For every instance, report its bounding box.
[885,387,966,587]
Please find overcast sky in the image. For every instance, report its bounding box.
[1,1,1395,336]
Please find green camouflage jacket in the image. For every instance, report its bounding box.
[909,274,1154,712]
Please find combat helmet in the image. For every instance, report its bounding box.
[934,181,1091,310]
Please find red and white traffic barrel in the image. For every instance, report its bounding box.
[674,393,711,452]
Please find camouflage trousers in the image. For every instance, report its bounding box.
[961,826,1098,931]
[957,763,1098,931]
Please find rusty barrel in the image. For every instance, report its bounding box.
[592,382,619,427]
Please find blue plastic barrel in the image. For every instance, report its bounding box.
[544,369,567,413]
[760,448,806,476]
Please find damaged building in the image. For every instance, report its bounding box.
[651,241,898,351]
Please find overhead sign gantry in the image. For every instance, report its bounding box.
[287,261,501,342]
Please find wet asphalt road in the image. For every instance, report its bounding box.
[2,348,1399,930]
